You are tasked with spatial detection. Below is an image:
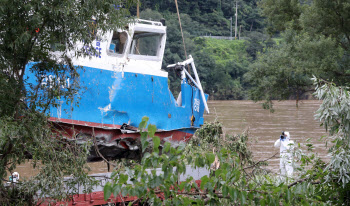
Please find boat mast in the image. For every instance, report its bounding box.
[137,0,139,18]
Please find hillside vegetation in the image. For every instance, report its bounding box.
[192,38,251,100]
[139,1,272,100]
[139,0,350,104]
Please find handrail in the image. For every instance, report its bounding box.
[167,56,210,114]
[137,19,163,26]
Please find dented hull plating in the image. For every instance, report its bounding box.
[52,120,194,161]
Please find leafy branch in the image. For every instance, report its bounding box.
[104,117,335,205]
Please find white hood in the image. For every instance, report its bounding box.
[280,131,293,153]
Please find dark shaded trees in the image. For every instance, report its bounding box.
[0,0,136,204]
[246,0,350,105]
[139,0,265,36]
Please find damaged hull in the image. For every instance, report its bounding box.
[52,120,194,161]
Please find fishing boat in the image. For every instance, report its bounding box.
[25,19,209,161]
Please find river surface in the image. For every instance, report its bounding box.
[12,100,329,179]
[204,100,329,173]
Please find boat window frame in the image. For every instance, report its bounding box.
[128,32,163,61]
[127,25,166,61]
[106,30,129,57]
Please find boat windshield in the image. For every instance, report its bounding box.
[130,32,162,56]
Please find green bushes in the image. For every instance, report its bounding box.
[105,118,338,205]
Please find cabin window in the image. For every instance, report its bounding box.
[109,31,128,54]
[130,32,162,56]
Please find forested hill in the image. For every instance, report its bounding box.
[138,1,350,103]
[137,0,264,36]
[136,0,269,100]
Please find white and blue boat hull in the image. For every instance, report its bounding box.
[25,19,208,160]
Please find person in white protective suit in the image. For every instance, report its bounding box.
[11,172,19,183]
[274,131,294,177]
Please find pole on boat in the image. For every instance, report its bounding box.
[137,0,140,18]
[188,55,210,114]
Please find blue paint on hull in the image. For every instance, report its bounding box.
[26,65,207,133]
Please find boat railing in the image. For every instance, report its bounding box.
[136,19,164,26]
[167,55,210,114]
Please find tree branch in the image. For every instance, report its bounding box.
[92,127,117,168]
[288,177,321,188]
[243,152,279,170]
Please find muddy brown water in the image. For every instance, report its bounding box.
[204,100,329,173]
[11,100,329,179]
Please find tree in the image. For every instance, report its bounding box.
[245,31,342,107]
[311,77,350,204]
[244,31,266,60]
[139,0,266,36]
[258,0,302,34]
[0,0,136,204]
[172,36,250,100]
[313,78,350,185]
[246,0,350,106]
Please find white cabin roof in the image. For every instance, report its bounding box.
[72,19,168,77]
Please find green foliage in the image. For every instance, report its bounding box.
[197,38,248,67]
[0,0,137,204]
[313,78,350,191]
[188,121,255,166]
[244,31,271,60]
[193,121,223,145]
[259,0,302,33]
[0,186,35,206]
[190,38,251,100]
[105,117,348,205]
[248,0,350,105]
[245,30,345,108]
[139,0,266,36]
[0,112,97,204]
[301,0,350,51]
